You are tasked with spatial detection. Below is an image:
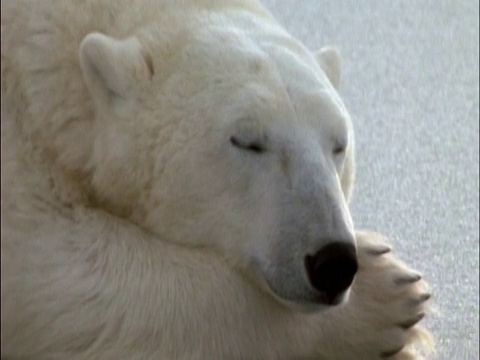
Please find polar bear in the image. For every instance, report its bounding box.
[1,0,433,358]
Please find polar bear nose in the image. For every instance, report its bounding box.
[305,242,358,305]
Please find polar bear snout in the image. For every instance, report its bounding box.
[305,242,358,305]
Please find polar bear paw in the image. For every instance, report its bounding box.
[317,231,435,360]
[355,230,434,359]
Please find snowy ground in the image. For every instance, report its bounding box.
[262,0,480,358]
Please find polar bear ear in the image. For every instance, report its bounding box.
[79,32,153,110]
[315,46,341,89]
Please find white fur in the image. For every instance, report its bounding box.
[1,0,433,358]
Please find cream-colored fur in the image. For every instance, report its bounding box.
[1,0,433,358]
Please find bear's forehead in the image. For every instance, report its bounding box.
[186,19,333,94]
[162,13,349,132]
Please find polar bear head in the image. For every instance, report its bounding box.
[79,11,357,311]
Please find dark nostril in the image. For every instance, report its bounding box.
[305,242,358,304]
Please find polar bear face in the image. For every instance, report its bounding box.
[80,12,356,310]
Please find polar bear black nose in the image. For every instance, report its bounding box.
[305,242,358,305]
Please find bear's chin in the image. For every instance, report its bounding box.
[268,289,351,313]
[250,268,352,313]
